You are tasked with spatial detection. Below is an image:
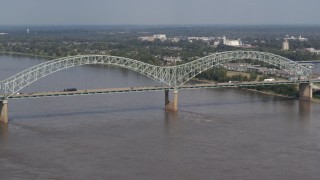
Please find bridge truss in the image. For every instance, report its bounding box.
[0,51,312,98]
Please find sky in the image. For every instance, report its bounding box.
[0,0,320,25]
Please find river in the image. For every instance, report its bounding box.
[1,55,320,180]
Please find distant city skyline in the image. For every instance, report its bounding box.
[1,0,320,25]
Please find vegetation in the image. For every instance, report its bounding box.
[1,25,320,64]
[196,67,253,82]
[314,91,320,99]
[195,66,300,97]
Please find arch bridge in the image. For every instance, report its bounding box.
[0,51,315,123]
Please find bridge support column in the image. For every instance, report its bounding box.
[165,90,178,111]
[165,90,170,107]
[299,83,313,101]
[173,90,178,111]
[0,100,8,124]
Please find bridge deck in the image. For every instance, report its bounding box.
[2,79,319,99]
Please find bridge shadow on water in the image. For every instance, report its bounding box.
[9,96,294,121]
[10,105,163,121]
[180,96,294,108]
[0,123,8,143]
[298,100,311,119]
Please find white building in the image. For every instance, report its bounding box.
[163,56,182,63]
[298,34,308,41]
[306,48,320,55]
[139,34,167,42]
[213,41,220,46]
[282,40,289,50]
[222,36,242,46]
[138,36,149,41]
[284,34,308,41]
[169,38,180,43]
[153,34,167,41]
[188,36,215,43]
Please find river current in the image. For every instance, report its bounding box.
[1,55,320,180]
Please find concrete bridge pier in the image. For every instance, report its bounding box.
[299,83,313,101]
[0,100,8,124]
[165,89,178,111]
[165,90,170,107]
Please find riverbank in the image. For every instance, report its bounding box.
[312,93,320,103]
[242,88,320,104]
[240,88,295,99]
[312,98,320,103]
[0,51,55,60]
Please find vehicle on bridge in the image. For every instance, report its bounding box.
[264,78,275,82]
[229,81,240,84]
[63,88,77,92]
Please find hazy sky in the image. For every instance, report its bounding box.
[1,0,319,25]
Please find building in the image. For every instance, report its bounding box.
[138,36,155,42]
[298,34,308,42]
[222,36,242,47]
[213,41,220,46]
[163,56,182,65]
[138,36,149,41]
[188,36,215,43]
[223,63,252,72]
[223,63,290,78]
[284,34,308,41]
[139,34,167,42]
[169,38,180,43]
[148,36,155,42]
[306,48,320,55]
[153,34,167,41]
[282,40,289,50]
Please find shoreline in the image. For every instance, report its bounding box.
[240,88,295,99]
[312,98,320,103]
[0,51,55,60]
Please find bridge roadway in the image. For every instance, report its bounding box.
[6,79,320,99]
[297,60,320,63]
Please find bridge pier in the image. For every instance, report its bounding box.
[0,100,8,124]
[299,83,313,101]
[165,90,169,107]
[165,89,178,111]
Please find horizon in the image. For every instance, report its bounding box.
[1,0,320,25]
[1,24,320,28]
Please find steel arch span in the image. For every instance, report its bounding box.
[0,51,312,97]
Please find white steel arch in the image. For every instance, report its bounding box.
[0,51,312,98]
